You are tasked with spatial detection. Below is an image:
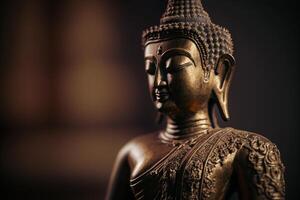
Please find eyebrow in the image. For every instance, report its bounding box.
[160,48,196,66]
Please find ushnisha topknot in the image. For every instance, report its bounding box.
[142,0,234,73]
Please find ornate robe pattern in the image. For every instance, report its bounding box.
[130,128,285,200]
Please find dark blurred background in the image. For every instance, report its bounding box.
[0,0,299,199]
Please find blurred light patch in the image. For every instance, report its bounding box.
[57,0,138,125]
[58,62,139,125]
[2,129,140,181]
[3,0,47,124]
[1,1,149,199]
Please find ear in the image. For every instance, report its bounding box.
[212,54,236,121]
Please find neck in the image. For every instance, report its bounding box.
[164,109,212,140]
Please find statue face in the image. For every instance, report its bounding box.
[144,38,214,119]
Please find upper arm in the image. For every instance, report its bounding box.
[234,134,285,200]
[105,144,135,200]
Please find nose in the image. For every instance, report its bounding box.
[154,67,168,88]
[157,80,167,88]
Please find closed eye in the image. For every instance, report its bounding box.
[145,59,156,75]
[178,62,193,68]
[167,61,193,73]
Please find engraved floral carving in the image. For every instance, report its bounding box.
[130,129,285,200]
[181,131,222,199]
[200,130,244,199]
[247,135,285,199]
[149,134,200,199]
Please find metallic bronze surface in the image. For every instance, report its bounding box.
[106,0,285,199]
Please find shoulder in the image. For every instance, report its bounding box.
[229,128,284,163]
[230,128,286,199]
[115,132,160,163]
[229,127,285,175]
[224,127,282,152]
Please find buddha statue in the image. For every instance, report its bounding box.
[106,0,285,199]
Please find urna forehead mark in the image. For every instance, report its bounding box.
[157,45,163,55]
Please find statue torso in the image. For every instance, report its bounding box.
[128,128,284,200]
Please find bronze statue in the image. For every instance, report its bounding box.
[106,0,285,199]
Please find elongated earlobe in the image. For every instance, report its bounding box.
[213,54,236,121]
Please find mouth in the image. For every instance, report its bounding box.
[154,88,170,102]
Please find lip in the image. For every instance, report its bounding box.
[154,88,170,102]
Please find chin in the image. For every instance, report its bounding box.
[155,101,168,111]
[154,100,179,116]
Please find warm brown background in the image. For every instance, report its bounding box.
[1,0,299,199]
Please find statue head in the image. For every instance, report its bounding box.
[142,0,235,125]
